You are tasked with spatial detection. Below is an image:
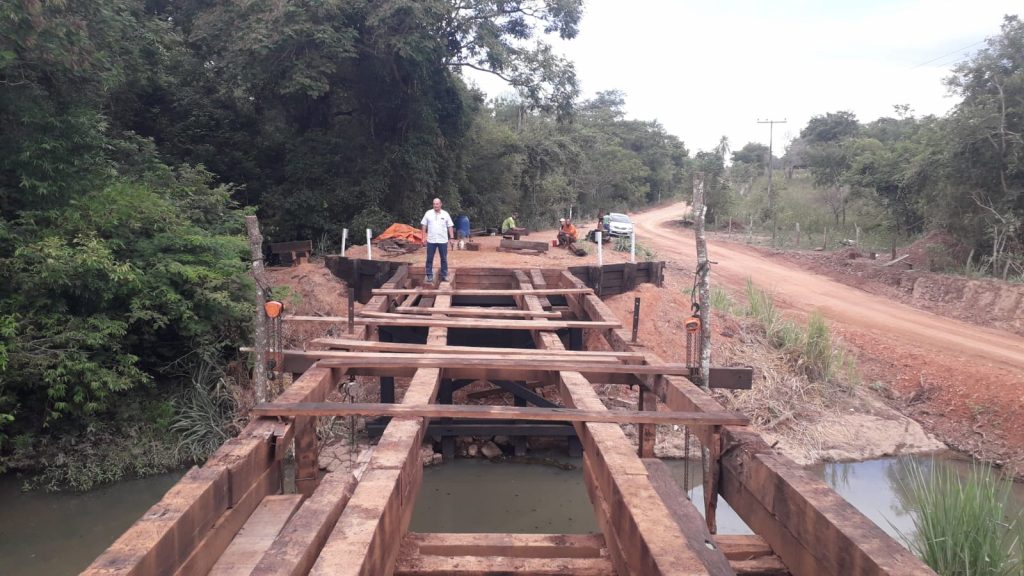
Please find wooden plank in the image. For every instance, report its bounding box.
[287,315,620,330]
[251,472,358,576]
[174,463,283,576]
[642,459,736,574]
[82,467,229,576]
[395,555,614,575]
[253,402,748,427]
[514,270,729,576]
[209,494,302,576]
[404,532,606,558]
[373,288,593,296]
[311,284,452,576]
[392,306,561,318]
[593,294,932,575]
[638,388,657,458]
[313,353,691,376]
[308,338,645,361]
[270,240,313,253]
[499,238,550,252]
[713,535,773,561]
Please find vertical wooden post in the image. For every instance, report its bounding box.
[637,387,657,458]
[630,230,636,263]
[347,287,355,335]
[245,216,269,403]
[823,226,828,251]
[855,225,861,248]
[366,229,373,260]
[795,223,800,248]
[631,297,640,343]
[596,231,603,266]
[341,228,348,255]
[892,234,897,260]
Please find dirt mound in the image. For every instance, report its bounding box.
[265,261,352,347]
[902,230,970,269]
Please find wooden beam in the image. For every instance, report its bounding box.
[287,315,620,330]
[253,402,748,426]
[391,306,561,319]
[314,353,691,376]
[251,472,358,576]
[373,288,593,296]
[594,301,932,574]
[395,555,614,575]
[174,463,283,576]
[208,494,302,576]
[514,270,732,575]
[311,283,453,576]
[308,338,645,361]
[403,532,606,559]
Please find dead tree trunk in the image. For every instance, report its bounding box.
[246,215,269,403]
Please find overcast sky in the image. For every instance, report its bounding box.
[464,1,1020,155]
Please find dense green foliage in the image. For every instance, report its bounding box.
[0,0,694,485]
[724,16,1024,278]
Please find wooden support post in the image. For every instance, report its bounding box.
[514,394,528,457]
[637,387,656,458]
[439,378,455,462]
[378,329,395,404]
[366,228,372,260]
[341,228,348,255]
[596,231,603,266]
[246,215,269,403]
[631,297,640,343]
[347,287,355,335]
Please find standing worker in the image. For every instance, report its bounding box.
[421,197,454,283]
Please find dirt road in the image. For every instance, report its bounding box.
[633,202,1024,469]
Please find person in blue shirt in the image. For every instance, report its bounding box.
[420,197,454,283]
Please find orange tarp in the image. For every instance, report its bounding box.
[374,223,425,244]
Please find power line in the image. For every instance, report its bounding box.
[910,39,987,70]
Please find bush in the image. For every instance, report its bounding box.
[170,363,244,462]
[896,458,1023,575]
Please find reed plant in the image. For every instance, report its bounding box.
[710,286,733,314]
[171,363,242,461]
[895,458,1023,575]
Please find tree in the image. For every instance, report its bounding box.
[800,111,861,143]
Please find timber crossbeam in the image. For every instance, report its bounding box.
[252,401,749,426]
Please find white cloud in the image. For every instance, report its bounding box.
[465,0,1019,154]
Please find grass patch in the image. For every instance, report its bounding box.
[710,286,733,313]
[896,458,1023,575]
[743,279,855,388]
[612,235,657,261]
[171,362,247,462]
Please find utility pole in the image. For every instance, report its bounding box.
[757,118,786,245]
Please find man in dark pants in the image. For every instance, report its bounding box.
[420,197,454,283]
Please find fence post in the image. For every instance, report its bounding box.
[366,228,372,260]
[630,230,636,263]
[596,231,603,266]
[341,228,348,255]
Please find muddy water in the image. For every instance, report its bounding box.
[0,471,184,576]
[5,455,1024,575]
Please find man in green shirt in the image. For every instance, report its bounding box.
[501,212,518,234]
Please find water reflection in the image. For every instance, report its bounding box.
[0,471,185,576]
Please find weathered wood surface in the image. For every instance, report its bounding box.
[498,238,550,252]
[253,402,749,426]
[174,463,283,576]
[310,281,453,576]
[208,494,303,576]
[309,338,645,361]
[592,290,934,575]
[270,240,314,254]
[313,352,696,376]
[286,314,620,331]
[403,532,607,559]
[515,269,731,575]
[373,287,593,296]
[251,472,358,576]
[643,458,738,574]
[392,306,561,318]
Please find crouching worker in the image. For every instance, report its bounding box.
[557,217,578,246]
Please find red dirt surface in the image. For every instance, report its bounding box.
[633,202,1024,474]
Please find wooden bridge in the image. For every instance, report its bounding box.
[85,265,933,575]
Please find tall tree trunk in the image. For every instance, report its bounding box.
[246,216,269,403]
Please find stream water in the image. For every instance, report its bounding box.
[4,454,1024,575]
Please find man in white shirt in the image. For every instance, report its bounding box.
[420,197,454,283]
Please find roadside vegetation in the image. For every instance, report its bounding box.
[897,458,1024,575]
[712,280,857,437]
[703,16,1024,282]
